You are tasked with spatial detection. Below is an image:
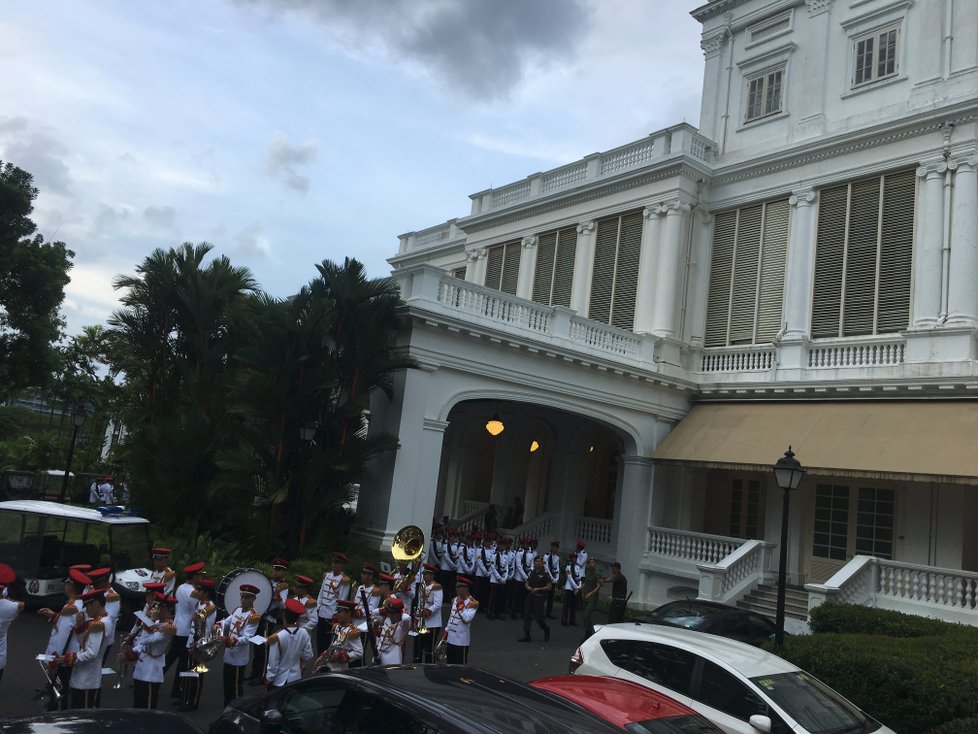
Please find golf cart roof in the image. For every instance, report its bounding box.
[0,500,149,525]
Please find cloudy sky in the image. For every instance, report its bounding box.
[2,1,706,337]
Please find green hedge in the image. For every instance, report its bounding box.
[773,605,978,733]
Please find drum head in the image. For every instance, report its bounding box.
[217,567,273,616]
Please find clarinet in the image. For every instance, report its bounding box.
[359,586,379,663]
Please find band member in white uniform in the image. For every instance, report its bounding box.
[39,568,89,710]
[265,598,314,688]
[315,552,350,653]
[314,599,362,671]
[250,558,289,684]
[132,593,176,709]
[418,564,443,663]
[220,583,261,705]
[376,597,411,665]
[574,540,589,576]
[290,575,319,637]
[0,564,24,684]
[181,578,217,711]
[56,589,115,709]
[165,561,206,700]
[149,547,176,595]
[444,576,478,665]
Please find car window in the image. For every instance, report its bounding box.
[708,615,750,641]
[697,661,768,721]
[282,683,348,734]
[601,639,696,695]
[332,691,443,734]
[747,614,776,640]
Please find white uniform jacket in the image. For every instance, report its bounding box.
[422,583,443,629]
[67,615,114,690]
[265,626,313,686]
[174,582,197,637]
[149,567,176,595]
[513,549,533,583]
[575,549,589,577]
[544,553,561,585]
[46,600,82,657]
[0,596,24,670]
[444,597,479,647]
[563,563,582,592]
[377,612,411,666]
[474,547,495,578]
[316,571,350,622]
[221,606,260,666]
[352,584,381,622]
[324,623,362,671]
[132,621,174,683]
[488,551,509,584]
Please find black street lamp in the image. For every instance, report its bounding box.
[772,445,806,647]
[59,406,89,502]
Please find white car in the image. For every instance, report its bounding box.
[570,624,896,734]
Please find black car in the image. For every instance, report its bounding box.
[634,599,778,646]
[209,664,621,734]
[2,709,204,734]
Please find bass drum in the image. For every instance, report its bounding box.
[217,567,274,616]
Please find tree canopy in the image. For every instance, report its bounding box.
[0,162,74,399]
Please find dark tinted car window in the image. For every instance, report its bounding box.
[337,691,443,734]
[601,639,696,695]
[282,683,348,734]
[707,614,750,641]
[697,661,768,722]
[747,613,776,640]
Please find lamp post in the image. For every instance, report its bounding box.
[772,445,806,647]
[59,406,89,502]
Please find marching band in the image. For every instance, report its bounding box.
[0,523,625,717]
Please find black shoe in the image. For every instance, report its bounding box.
[517,637,531,643]
[544,627,551,642]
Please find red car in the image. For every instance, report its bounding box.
[530,675,724,734]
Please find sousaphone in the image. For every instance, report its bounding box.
[392,525,426,562]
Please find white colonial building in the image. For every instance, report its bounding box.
[356,0,978,625]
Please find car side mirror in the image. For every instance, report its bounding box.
[749,714,772,733]
[259,708,284,734]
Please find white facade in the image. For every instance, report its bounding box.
[358,0,978,622]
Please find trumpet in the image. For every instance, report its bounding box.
[35,656,65,704]
[433,631,448,664]
[112,634,132,689]
[413,582,429,635]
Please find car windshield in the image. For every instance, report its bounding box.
[750,672,878,734]
[645,603,716,629]
[110,523,151,571]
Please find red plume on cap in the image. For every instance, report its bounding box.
[0,563,15,586]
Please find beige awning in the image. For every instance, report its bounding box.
[651,400,978,484]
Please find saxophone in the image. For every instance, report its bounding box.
[313,622,349,673]
[112,632,131,689]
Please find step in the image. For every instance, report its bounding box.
[737,598,808,620]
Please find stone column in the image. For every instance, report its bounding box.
[516,235,538,300]
[464,248,488,285]
[946,155,978,327]
[377,367,447,547]
[570,221,596,316]
[912,163,946,328]
[615,456,654,567]
[651,201,691,337]
[782,189,817,340]
[633,206,663,334]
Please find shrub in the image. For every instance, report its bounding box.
[926,716,978,734]
[774,605,978,733]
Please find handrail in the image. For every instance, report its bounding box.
[697,539,771,603]
[646,526,744,565]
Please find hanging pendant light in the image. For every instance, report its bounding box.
[485,413,505,436]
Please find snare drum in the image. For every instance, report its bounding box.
[217,567,274,616]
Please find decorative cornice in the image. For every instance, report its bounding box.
[805,0,832,17]
[692,0,751,23]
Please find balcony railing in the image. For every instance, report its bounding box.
[698,539,773,604]
[700,346,775,372]
[576,516,613,545]
[646,526,743,565]
[807,556,978,626]
[807,337,905,368]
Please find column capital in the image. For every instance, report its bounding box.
[467,247,488,261]
[805,0,833,16]
[656,200,692,217]
[643,205,663,220]
[949,155,978,172]
[577,221,595,235]
[917,159,952,178]
[700,29,729,60]
[789,189,816,207]
[521,235,537,250]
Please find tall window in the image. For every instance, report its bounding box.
[705,199,789,347]
[588,211,643,330]
[853,26,898,87]
[729,479,763,539]
[811,169,914,338]
[483,241,521,295]
[745,67,784,122]
[532,226,577,308]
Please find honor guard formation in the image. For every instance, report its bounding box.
[1,523,627,716]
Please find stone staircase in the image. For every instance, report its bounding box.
[737,584,809,621]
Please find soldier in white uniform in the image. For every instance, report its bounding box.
[574,540,589,577]
[376,597,411,665]
[56,589,115,709]
[487,536,511,620]
[473,534,494,613]
[314,599,362,671]
[291,575,319,637]
[508,537,533,620]
[543,540,562,619]
[444,576,479,665]
[352,563,381,626]
[220,583,261,705]
[315,552,350,653]
[249,558,290,684]
[265,598,314,688]
[561,552,582,627]
[416,564,443,663]
[131,593,176,709]
[149,547,176,595]
[0,564,24,684]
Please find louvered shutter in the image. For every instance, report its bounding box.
[812,184,848,338]
[532,232,558,304]
[877,170,914,332]
[842,178,881,336]
[705,210,737,347]
[756,200,789,342]
[500,242,521,295]
[611,212,643,330]
[728,205,763,343]
[552,227,577,308]
[589,218,619,324]
[485,246,504,290]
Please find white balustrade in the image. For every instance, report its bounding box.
[543,162,588,194]
[575,516,613,545]
[647,526,743,565]
[700,347,775,372]
[808,339,905,368]
[491,180,532,208]
[601,139,657,175]
[569,318,642,357]
[511,513,557,544]
[437,279,553,334]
